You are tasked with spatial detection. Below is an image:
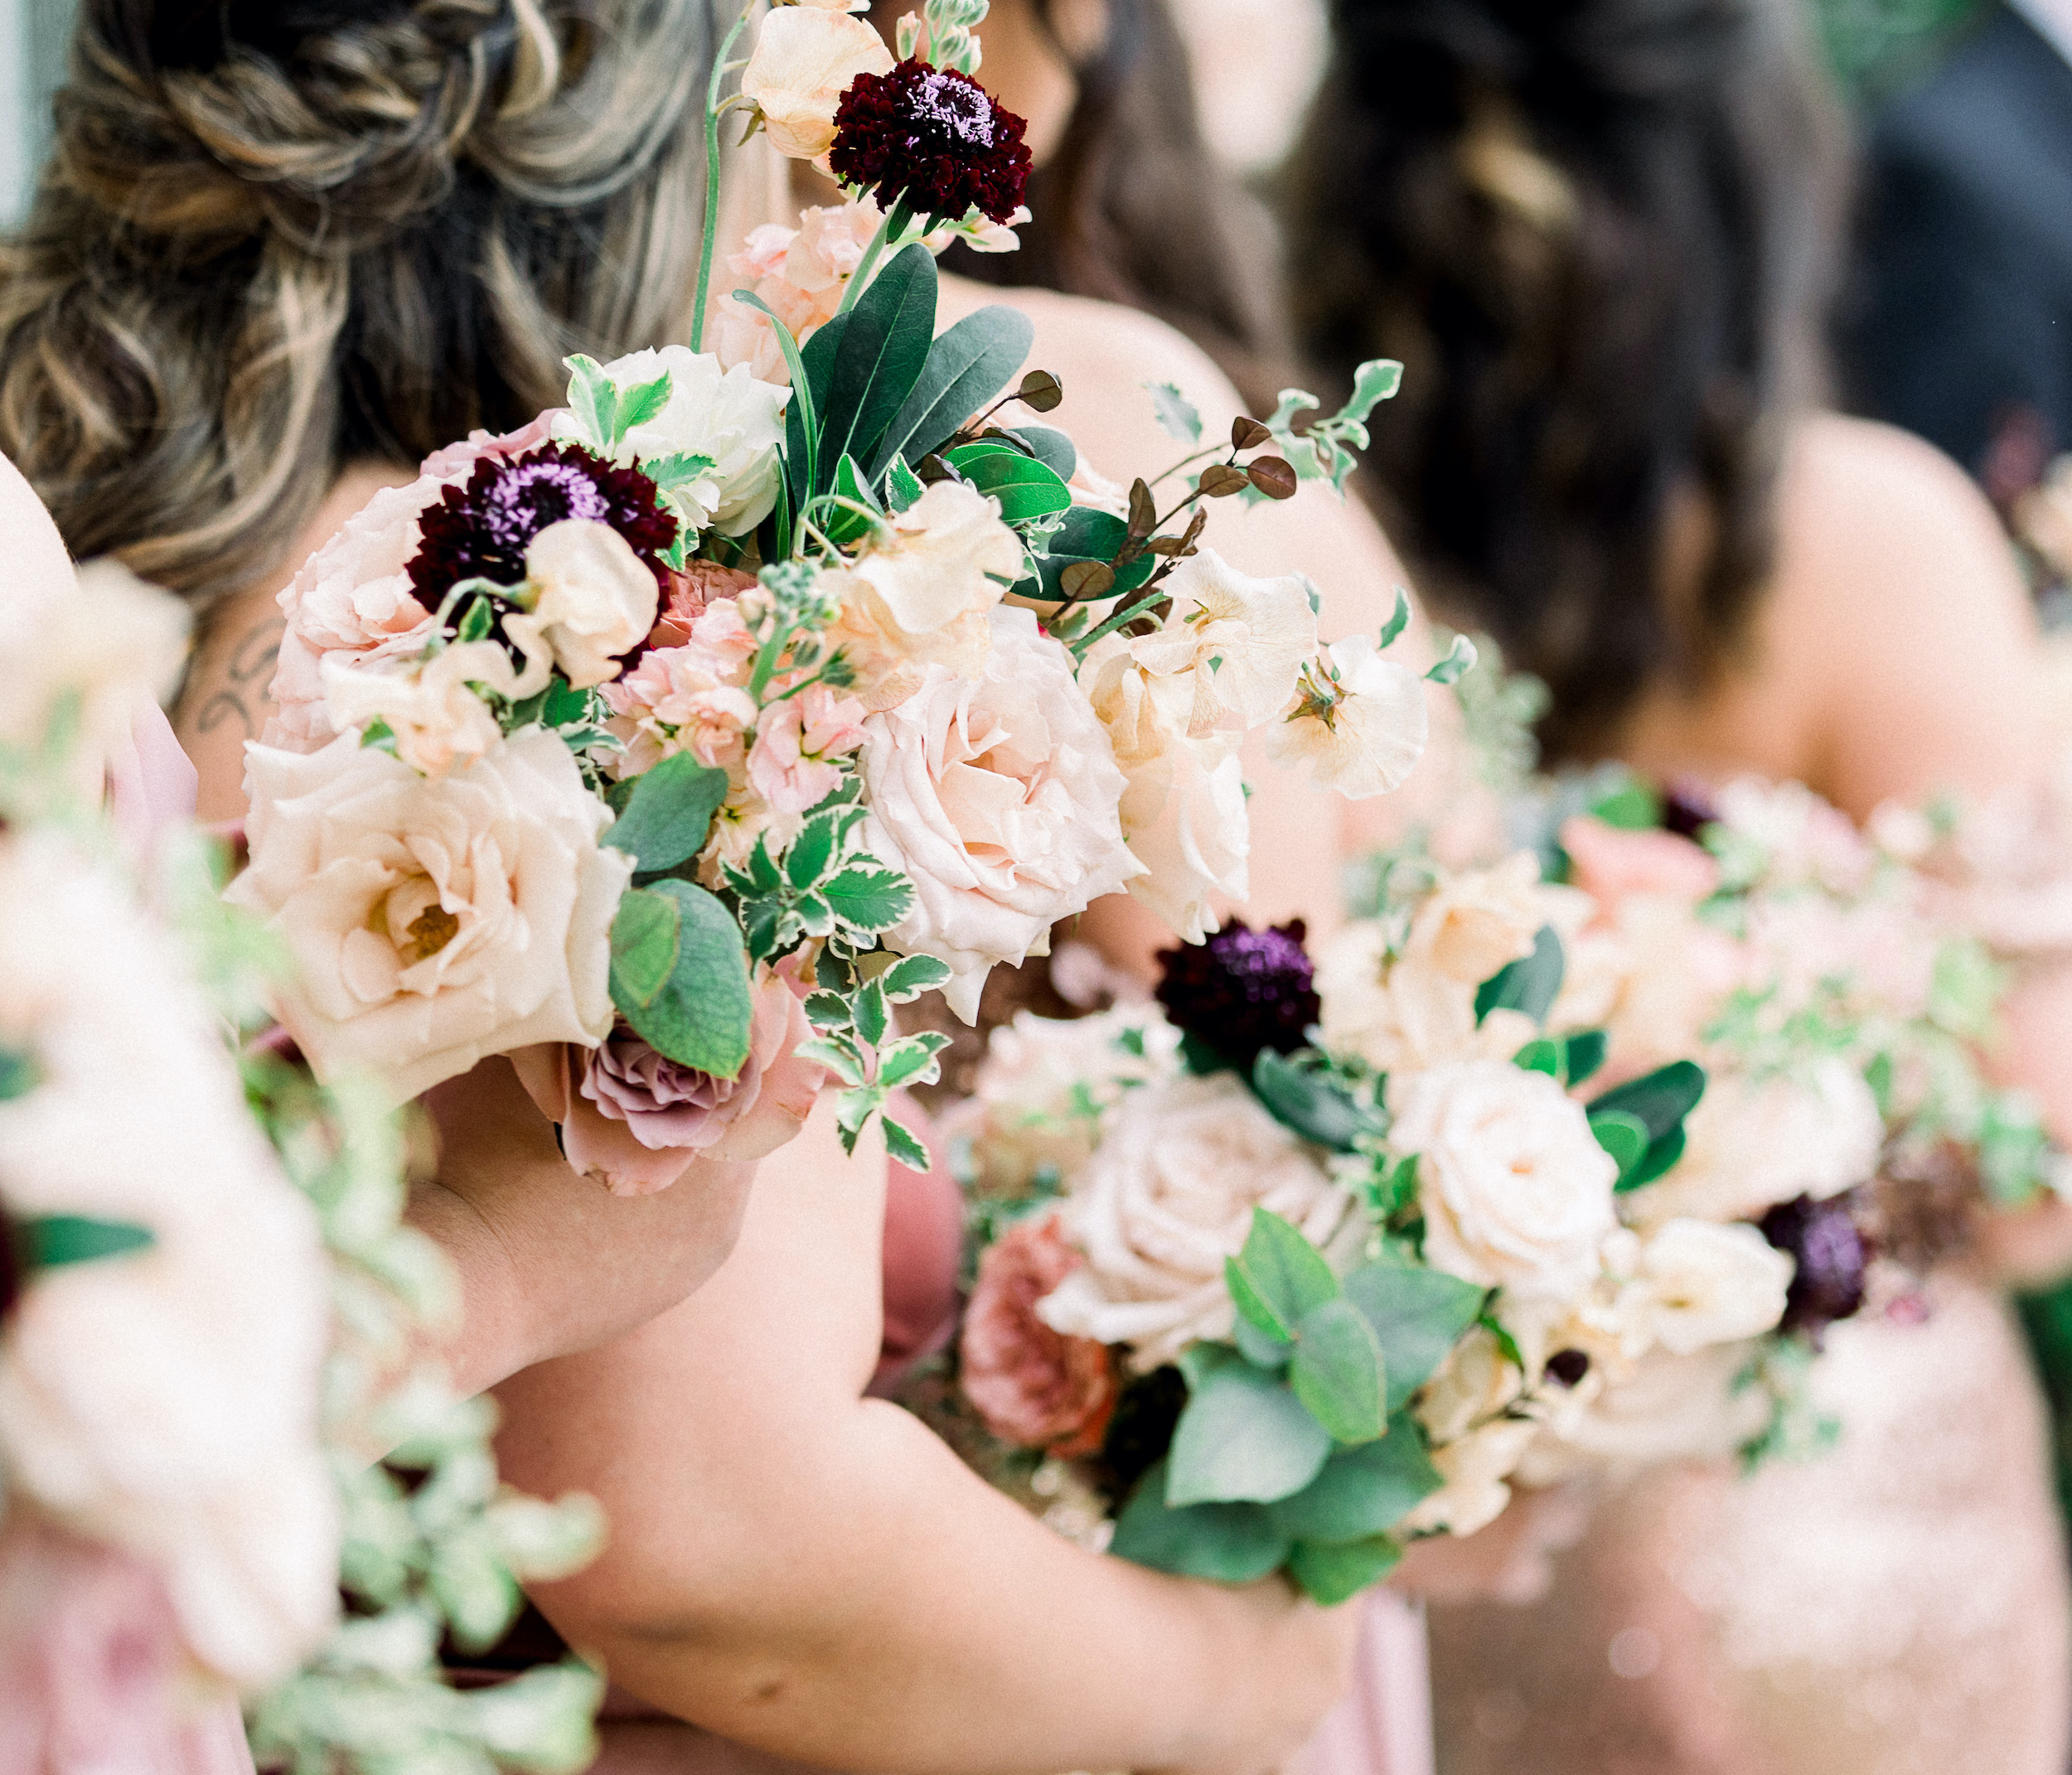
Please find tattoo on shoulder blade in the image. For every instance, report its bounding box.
[193,617,285,742]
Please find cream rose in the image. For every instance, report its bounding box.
[1314,920,1535,1075]
[740,5,895,159]
[227,727,632,1104]
[1393,1059,1619,1302]
[1626,1057,1882,1229]
[0,831,335,1690]
[859,607,1143,1021]
[1036,1071,1354,1369]
[554,346,789,537]
[1623,1219,1793,1356]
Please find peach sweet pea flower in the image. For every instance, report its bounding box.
[602,629,759,776]
[740,6,893,160]
[747,684,869,815]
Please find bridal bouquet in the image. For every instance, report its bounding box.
[229,0,1435,1192]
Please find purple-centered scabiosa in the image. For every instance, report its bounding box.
[408,442,677,612]
[1154,919,1321,1076]
[827,59,1033,225]
[1760,1193,1870,1340]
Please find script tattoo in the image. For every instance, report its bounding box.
[193,616,284,742]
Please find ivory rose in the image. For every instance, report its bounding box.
[511,517,659,689]
[1125,551,1319,734]
[0,832,335,1690]
[1266,633,1429,800]
[961,1216,1120,1457]
[553,346,788,537]
[227,728,632,1105]
[1625,1057,1882,1229]
[510,971,825,1195]
[1623,1219,1793,1356]
[859,607,1143,1022]
[1078,635,1250,944]
[1392,1059,1619,1303]
[1036,1071,1354,1369]
[740,5,894,159]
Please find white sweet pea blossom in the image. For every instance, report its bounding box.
[1126,551,1319,735]
[318,644,512,781]
[555,346,789,537]
[1266,632,1429,799]
[739,5,894,159]
[511,518,658,689]
[852,480,1024,636]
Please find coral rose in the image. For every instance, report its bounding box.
[961,1216,1119,1457]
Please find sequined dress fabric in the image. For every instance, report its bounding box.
[1426,1273,2071,1775]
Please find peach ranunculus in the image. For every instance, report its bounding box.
[266,419,549,752]
[1391,1058,1619,1303]
[509,970,825,1195]
[226,727,632,1105]
[1037,1071,1355,1371]
[1559,814,1721,911]
[747,683,869,815]
[0,830,336,1691]
[739,5,894,160]
[961,1216,1120,1457]
[858,607,1144,1022]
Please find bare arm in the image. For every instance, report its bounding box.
[497,1100,1355,1775]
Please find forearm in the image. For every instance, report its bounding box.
[534,1394,1306,1775]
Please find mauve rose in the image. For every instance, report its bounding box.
[510,969,825,1194]
[961,1216,1118,1458]
[651,563,759,649]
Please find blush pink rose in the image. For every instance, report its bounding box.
[961,1216,1120,1458]
[1561,815,1721,912]
[509,970,826,1194]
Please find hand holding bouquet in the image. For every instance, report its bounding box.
[230,0,1442,1192]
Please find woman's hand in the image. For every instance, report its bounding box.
[414,1056,758,1398]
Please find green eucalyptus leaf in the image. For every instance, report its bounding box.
[876,303,1034,476]
[1513,1037,1561,1078]
[612,881,753,1078]
[1286,1535,1404,1605]
[1168,1351,1334,1507]
[1250,1050,1384,1153]
[1620,1121,1688,1192]
[603,752,729,876]
[1146,380,1203,444]
[1001,423,1076,480]
[0,1047,38,1101]
[1290,1298,1387,1444]
[1474,925,1565,1026]
[1563,1029,1610,1087]
[1109,1459,1291,1584]
[608,888,679,1007]
[1266,1429,1444,1542]
[1589,1109,1651,1178]
[1339,1263,1487,1414]
[22,1215,156,1270]
[1228,1207,1341,1337]
[826,453,888,548]
[1026,505,1156,603]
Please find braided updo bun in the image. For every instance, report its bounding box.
[1287,0,1845,762]
[0,0,718,604]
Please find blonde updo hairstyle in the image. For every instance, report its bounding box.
[0,0,717,608]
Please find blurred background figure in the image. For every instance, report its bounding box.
[1840,0,2072,541]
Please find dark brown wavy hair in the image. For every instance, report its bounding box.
[0,0,717,609]
[1288,0,1845,760]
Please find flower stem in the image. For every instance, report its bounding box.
[690,2,754,354]
[1069,588,1173,661]
[836,196,917,316]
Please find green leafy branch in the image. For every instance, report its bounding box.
[798,953,956,1167]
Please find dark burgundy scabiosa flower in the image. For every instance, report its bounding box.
[1760,1193,1870,1341]
[407,442,677,612]
[828,59,1033,225]
[0,1208,21,1325]
[1661,777,1722,842]
[1154,919,1321,1076]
